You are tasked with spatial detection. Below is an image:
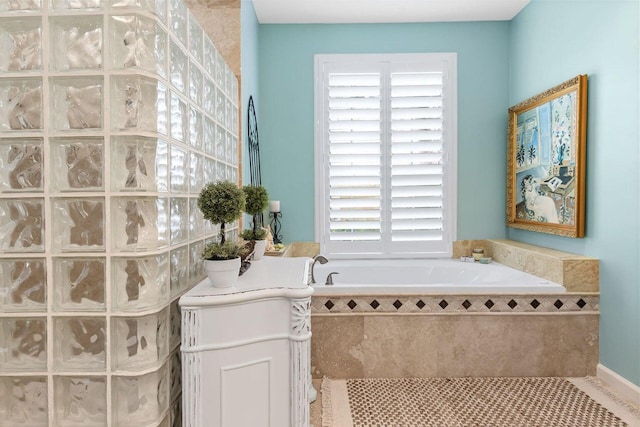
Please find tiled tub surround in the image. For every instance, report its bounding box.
[0,2,239,426]
[453,239,599,293]
[310,240,599,379]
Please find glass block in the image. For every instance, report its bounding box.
[189,107,203,151]
[216,52,226,88]
[51,198,105,252]
[203,36,215,77]
[0,198,44,252]
[0,17,42,72]
[169,144,187,192]
[0,377,47,426]
[111,136,168,192]
[0,138,43,192]
[188,198,203,238]
[54,376,106,426]
[203,78,214,118]
[50,77,103,130]
[111,310,168,371]
[225,66,233,98]
[53,257,105,312]
[230,135,238,165]
[51,0,101,9]
[225,131,234,164]
[50,16,102,70]
[226,165,234,181]
[189,62,202,105]
[0,0,42,10]
[231,103,238,134]
[169,92,187,142]
[188,240,204,285]
[110,14,167,77]
[111,254,169,312]
[215,87,225,126]
[203,117,215,155]
[51,137,103,192]
[226,97,233,130]
[0,318,46,371]
[188,13,202,62]
[215,123,225,161]
[112,363,168,425]
[156,81,169,135]
[111,197,169,251]
[0,78,42,131]
[169,0,187,43]
[169,41,187,95]
[53,317,106,371]
[169,246,187,297]
[189,152,203,194]
[112,0,167,23]
[111,75,167,133]
[215,159,225,182]
[231,74,238,105]
[168,301,180,350]
[203,157,215,184]
[170,197,188,245]
[0,258,46,312]
[169,350,181,400]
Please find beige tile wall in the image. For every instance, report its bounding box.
[453,239,599,292]
[311,313,599,379]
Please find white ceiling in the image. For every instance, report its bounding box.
[252,0,532,24]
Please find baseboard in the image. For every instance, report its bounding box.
[597,363,640,404]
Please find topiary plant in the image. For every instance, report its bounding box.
[242,185,269,240]
[202,240,247,261]
[197,181,246,259]
[241,228,267,241]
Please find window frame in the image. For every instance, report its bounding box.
[314,53,457,259]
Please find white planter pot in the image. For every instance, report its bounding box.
[205,257,241,288]
[252,239,267,260]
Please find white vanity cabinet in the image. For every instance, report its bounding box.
[180,257,313,427]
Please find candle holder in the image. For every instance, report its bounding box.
[269,211,282,244]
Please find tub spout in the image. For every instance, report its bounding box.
[325,272,339,285]
[310,255,328,284]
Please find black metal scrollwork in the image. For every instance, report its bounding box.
[247,95,263,228]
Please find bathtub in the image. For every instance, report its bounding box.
[311,258,565,295]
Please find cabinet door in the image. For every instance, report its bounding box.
[198,340,290,426]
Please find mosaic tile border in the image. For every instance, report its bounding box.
[311,295,599,314]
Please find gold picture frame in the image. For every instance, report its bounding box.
[506,75,588,238]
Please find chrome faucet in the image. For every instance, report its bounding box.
[325,272,339,285]
[310,255,328,284]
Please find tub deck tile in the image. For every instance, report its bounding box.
[311,295,599,315]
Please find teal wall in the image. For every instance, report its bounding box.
[245,0,640,387]
[509,0,640,386]
[257,22,510,243]
[240,0,260,226]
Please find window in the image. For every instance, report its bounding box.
[314,53,457,258]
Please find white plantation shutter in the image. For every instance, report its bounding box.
[315,54,457,258]
[328,71,382,243]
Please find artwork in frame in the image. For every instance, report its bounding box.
[506,75,588,238]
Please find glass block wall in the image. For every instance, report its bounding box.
[0,0,239,425]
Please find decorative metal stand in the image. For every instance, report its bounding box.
[270,211,282,244]
[247,96,264,227]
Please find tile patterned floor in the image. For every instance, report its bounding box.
[310,377,640,427]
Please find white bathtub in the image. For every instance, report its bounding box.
[311,258,565,295]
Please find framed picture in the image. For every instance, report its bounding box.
[506,75,588,238]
